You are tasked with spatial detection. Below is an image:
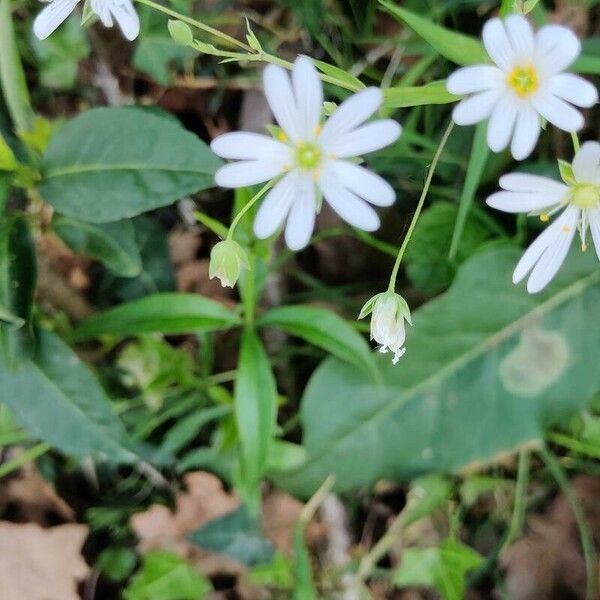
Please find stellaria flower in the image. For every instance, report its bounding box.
[208,239,249,288]
[447,15,597,160]
[487,141,600,293]
[33,0,140,41]
[210,56,402,250]
[359,292,412,365]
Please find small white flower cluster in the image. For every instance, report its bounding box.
[33,9,599,364]
[446,15,599,295]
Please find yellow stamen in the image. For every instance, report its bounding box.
[507,64,539,98]
[277,131,288,142]
[562,225,571,233]
[540,213,549,222]
[313,125,321,136]
[282,163,290,172]
[582,242,588,252]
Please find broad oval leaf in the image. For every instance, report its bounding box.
[258,304,377,378]
[379,1,488,66]
[276,246,600,496]
[0,329,140,463]
[53,216,142,277]
[39,107,222,223]
[72,293,241,340]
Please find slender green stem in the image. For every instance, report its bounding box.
[227,182,272,240]
[387,120,455,292]
[540,444,597,600]
[299,475,336,525]
[135,0,251,50]
[0,443,50,478]
[241,253,256,327]
[501,448,530,552]
[571,132,581,154]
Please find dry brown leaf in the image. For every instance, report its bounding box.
[0,457,74,525]
[0,521,89,600]
[502,476,600,600]
[169,227,202,265]
[262,489,303,553]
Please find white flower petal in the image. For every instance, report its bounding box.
[263,64,302,142]
[526,206,578,293]
[329,160,395,207]
[319,168,380,231]
[531,91,584,132]
[486,93,518,153]
[33,0,79,39]
[91,0,111,25]
[588,207,600,262]
[210,132,291,162]
[452,89,501,126]
[512,205,577,287]
[324,120,401,158]
[284,176,316,250]
[499,172,569,196]
[511,103,540,160]
[573,141,600,184]
[214,160,285,188]
[505,15,535,60]
[107,0,139,40]
[548,73,598,108]
[292,56,323,140]
[486,191,563,213]
[482,18,516,70]
[319,88,383,146]
[535,24,581,76]
[446,65,504,95]
[253,171,298,239]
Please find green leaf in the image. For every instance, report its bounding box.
[258,305,377,378]
[393,539,483,600]
[188,506,275,566]
[134,34,195,86]
[30,15,90,89]
[53,216,142,278]
[0,131,18,171]
[0,329,141,463]
[558,159,576,186]
[101,215,175,301]
[124,551,212,600]
[276,246,600,495]
[234,329,278,492]
[97,547,137,582]
[312,59,365,91]
[168,20,195,47]
[405,202,490,294]
[383,81,459,109]
[448,122,490,261]
[0,0,33,132]
[0,216,36,365]
[39,107,222,223]
[379,1,488,66]
[72,293,241,340]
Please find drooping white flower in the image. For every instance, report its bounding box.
[208,239,249,288]
[447,15,597,160]
[359,292,412,365]
[210,56,402,251]
[33,0,140,41]
[487,141,600,293]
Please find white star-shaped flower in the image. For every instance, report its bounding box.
[33,0,140,41]
[487,141,600,293]
[447,15,598,160]
[210,56,402,250]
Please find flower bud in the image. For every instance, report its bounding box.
[209,240,249,288]
[359,292,412,365]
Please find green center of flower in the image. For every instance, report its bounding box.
[295,142,322,171]
[507,64,539,97]
[571,183,600,209]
